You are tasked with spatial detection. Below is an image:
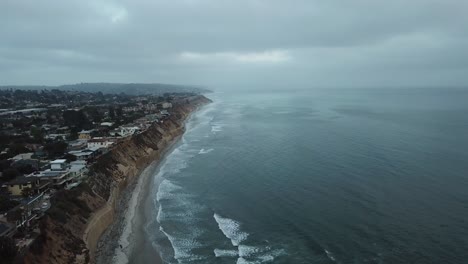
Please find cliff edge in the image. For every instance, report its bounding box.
[23,95,211,264]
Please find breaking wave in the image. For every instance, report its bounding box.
[213,213,249,246]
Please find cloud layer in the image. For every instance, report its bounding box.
[1,0,467,89]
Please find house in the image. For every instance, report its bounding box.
[50,159,67,171]
[87,138,115,149]
[3,176,50,196]
[46,133,69,140]
[69,161,87,179]
[158,102,172,109]
[68,149,96,161]
[67,140,88,151]
[110,126,140,137]
[33,170,73,189]
[78,130,92,140]
[100,122,114,127]
[11,153,34,162]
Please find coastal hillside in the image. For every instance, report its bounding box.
[22,95,211,264]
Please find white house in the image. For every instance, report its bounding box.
[110,126,140,137]
[100,122,114,127]
[87,138,115,149]
[50,159,67,171]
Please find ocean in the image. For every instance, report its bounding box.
[122,88,468,263]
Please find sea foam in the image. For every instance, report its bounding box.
[213,213,249,246]
[199,148,214,154]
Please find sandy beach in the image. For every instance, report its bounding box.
[95,136,183,264]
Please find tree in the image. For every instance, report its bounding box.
[0,194,20,213]
[30,127,44,143]
[7,143,29,156]
[67,129,78,141]
[0,236,18,263]
[44,141,68,158]
[63,153,77,163]
[15,163,36,175]
[1,168,20,182]
[21,187,34,198]
[63,110,89,130]
[116,107,123,118]
[108,107,115,120]
[86,107,103,123]
[0,160,12,171]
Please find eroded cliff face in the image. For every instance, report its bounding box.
[23,95,211,264]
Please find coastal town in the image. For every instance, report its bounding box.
[0,88,202,262]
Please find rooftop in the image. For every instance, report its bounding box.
[50,159,67,164]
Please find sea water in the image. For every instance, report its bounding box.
[133,88,468,263]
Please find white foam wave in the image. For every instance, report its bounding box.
[156,179,182,202]
[325,249,337,262]
[214,249,239,258]
[158,148,191,175]
[273,111,292,115]
[211,124,223,133]
[159,226,206,262]
[236,258,262,264]
[198,148,214,154]
[214,213,249,246]
[238,245,287,263]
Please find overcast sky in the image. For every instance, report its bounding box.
[1,0,468,89]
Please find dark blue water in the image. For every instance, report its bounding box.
[144,88,468,263]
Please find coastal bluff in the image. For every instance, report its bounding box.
[23,95,211,264]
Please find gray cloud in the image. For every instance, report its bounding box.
[1,0,467,88]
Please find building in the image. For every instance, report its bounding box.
[68,140,88,151]
[110,126,140,137]
[78,130,92,140]
[33,170,73,189]
[68,149,98,161]
[3,176,50,196]
[158,102,172,109]
[100,122,114,127]
[46,133,69,140]
[50,159,67,170]
[10,153,34,162]
[87,138,115,149]
[69,161,87,180]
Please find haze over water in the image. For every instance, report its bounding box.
[137,88,468,264]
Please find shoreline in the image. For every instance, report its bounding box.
[21,95,212,264]
[95,106,205,264]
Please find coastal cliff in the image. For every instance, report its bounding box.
[23,95,211,264]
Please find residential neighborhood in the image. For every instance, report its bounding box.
[0,88,191,259]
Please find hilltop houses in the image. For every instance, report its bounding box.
[78,130,92,140]
[87,138,115,149]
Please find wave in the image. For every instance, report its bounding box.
[325,249,338,263]
[213,213,249,246]
[214,248,239,258]
[199,148,214,154]
[211,124,223,133]
[238,245,286,263]
[159,226,207,262]
[156,179,183,202]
